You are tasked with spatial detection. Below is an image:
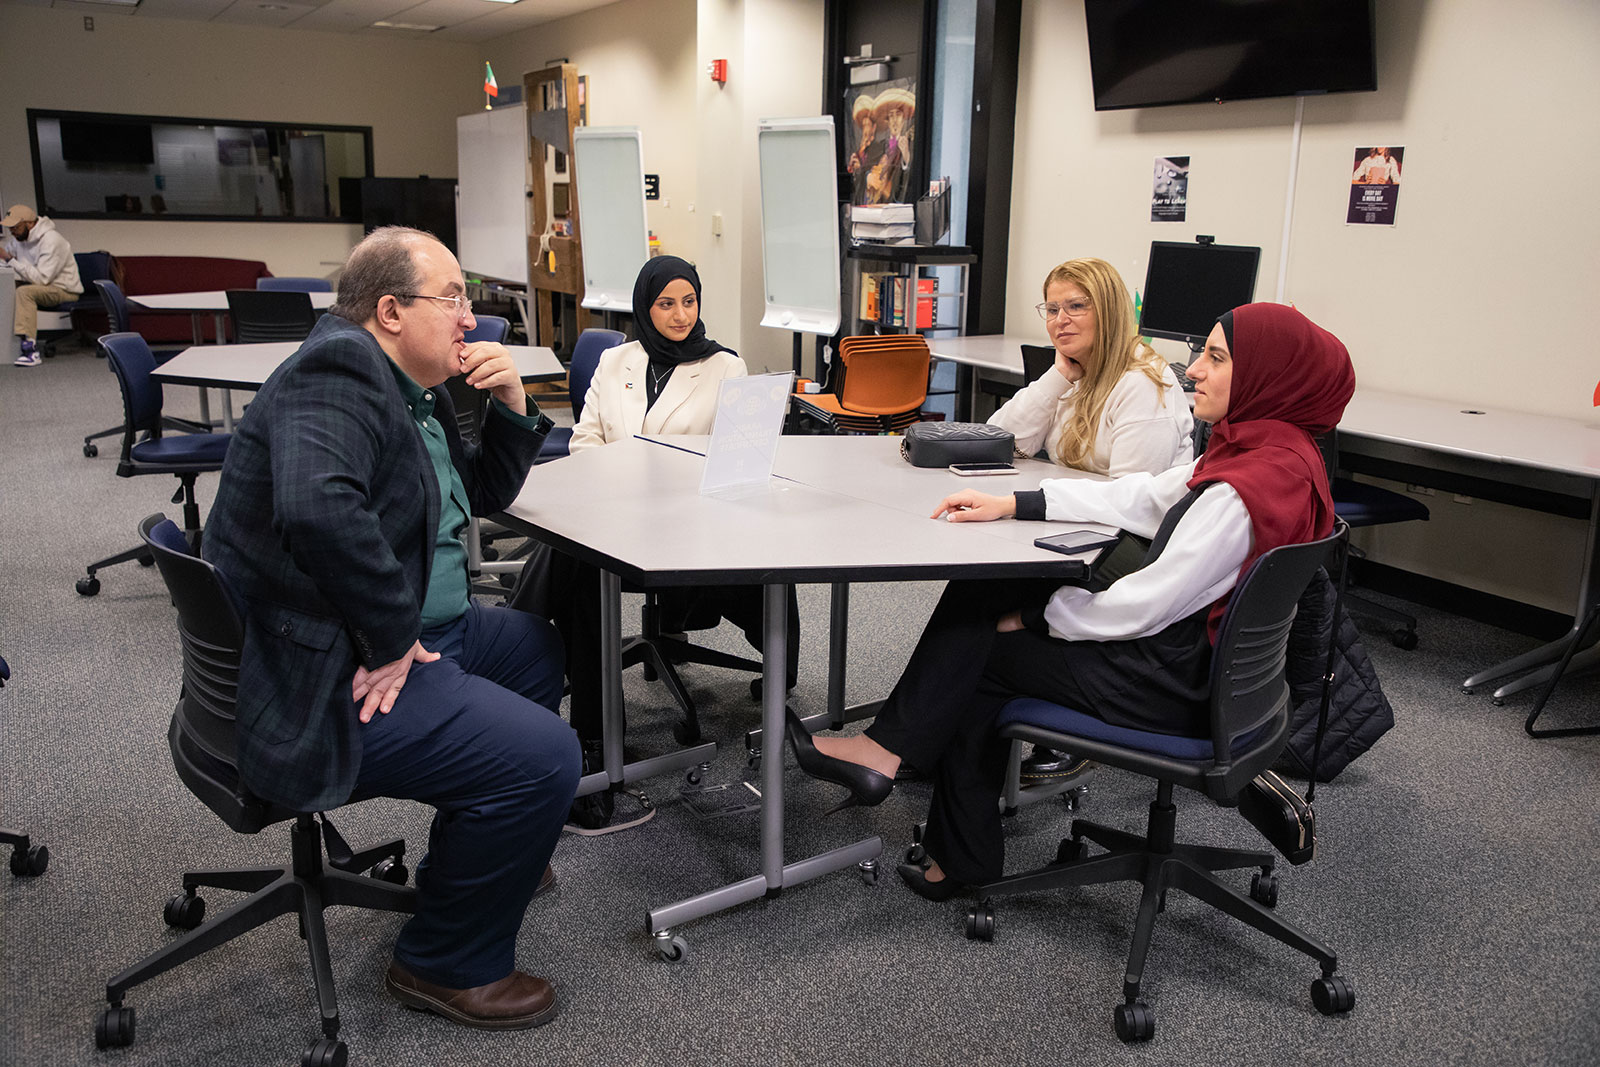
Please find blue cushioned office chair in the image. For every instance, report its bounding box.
[961,523,1354,1042]
[81,279,207,458]
[35,250,115,357]
[535,326,624,464]
[76,334,231,597]
[0,654,48,877]
[95,515,414,1066]
[225,289,318,343]
[1321,429,1429,649]
[256,276,332,292]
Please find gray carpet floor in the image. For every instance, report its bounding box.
[2,339,1597,1066]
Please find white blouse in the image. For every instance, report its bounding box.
[990,361,1194,477]
[1035,461,1253,643]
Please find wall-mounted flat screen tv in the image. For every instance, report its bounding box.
[1085,0,1377,111]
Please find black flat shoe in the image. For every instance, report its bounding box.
[896,862,969,902]
[784,709,894,811]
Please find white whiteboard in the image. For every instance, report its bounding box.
[757,117,841,336]
[456,106,529,285]
[572,127,650,312]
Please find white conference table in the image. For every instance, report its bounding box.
[927,333,1034,420]
[498,434,1110,953]
[154,341,564,432]
[128,289,339,345]
[1336,387,1600,702]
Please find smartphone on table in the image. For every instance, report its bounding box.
[949,462,1017,476]
[1033,530,1121,557]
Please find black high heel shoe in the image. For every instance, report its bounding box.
[896,862,969,902]
[783,709,894,812]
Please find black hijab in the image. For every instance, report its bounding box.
[631,256,734,370]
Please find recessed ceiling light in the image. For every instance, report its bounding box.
[481,0,522,4]
[372,19,443,31]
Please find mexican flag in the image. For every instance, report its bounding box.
[484,61,499,98]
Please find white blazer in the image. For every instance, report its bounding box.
[569,339,748,453]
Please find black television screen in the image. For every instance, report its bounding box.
[1139,241,1261,348]
[60,120,155,165]
[358,177,458,255]
[1085,0,1377,110]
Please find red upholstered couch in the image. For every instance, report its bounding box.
[70,255,272,343]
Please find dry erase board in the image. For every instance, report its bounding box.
[757,117,841,336]
[572,127,650,312]
[455,106,529,285]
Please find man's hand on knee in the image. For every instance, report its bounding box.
[353,640,442,723]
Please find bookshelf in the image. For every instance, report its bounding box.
[845,244,975,337]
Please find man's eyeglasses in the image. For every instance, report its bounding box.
[1035,300,1093,321]
[400,293,473,319]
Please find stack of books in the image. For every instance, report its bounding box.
[850,203,915,245]
[860,274,937,328]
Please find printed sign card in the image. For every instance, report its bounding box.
[700,371,795,496]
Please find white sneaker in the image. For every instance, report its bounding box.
[13,351,41,367]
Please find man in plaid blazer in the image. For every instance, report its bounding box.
[204,227,579,1031]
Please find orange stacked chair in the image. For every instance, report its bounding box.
[793,334,930,434]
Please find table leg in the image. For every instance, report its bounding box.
[1464,488,1600,698]
[827,582,849,727]
[573,569,713,801]
[188,312,213,427]
[212,312,233,427]
[644,581,882,939]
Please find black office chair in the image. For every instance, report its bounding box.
[535,326,625,463]
[35,250,115,357]
[225,289,318,343]
[1320,429,1429,648]
[95,515,415,1066]
[0,654,48,877]
[76,334,231,597]
[961,523,1354,1042]
[256,276,332,292]
[82,279,208,458]
[443,314,536,595]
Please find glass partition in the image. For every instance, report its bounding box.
[27,109,373,222]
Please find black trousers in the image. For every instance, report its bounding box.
[518,546,800,743]
[864,578,1210,885]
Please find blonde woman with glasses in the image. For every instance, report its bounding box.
[991,257,1192,478]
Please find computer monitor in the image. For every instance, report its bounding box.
[1138,240,1262,350]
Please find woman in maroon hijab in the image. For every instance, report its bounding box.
[786,303,1356,899]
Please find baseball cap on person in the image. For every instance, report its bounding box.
[2,205,40,228]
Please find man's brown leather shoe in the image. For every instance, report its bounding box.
[385,961,557,1030]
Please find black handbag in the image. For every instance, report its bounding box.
[899,422,1015,468]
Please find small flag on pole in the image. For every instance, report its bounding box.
[484,61,499,99]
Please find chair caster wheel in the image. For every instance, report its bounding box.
[904,842,926,865]
[1250,868,1278,908]
[1461,686,1475,695]
[76,576,101,597]
[10,844,48,877]
[371,856,408,885]
[672,720,701,746]
[750,678,762,701]
[1391,629,1418,650]
[1063,784,1088,811]
[964,901,995,942]
[1113,1001,1155,1042]
[858,858,879,886]
[138,554,155,566]
[302,1036,348,1067]
[164,891,205,929]
[1492,698,1505,707]
[1056,837,1086,864]
[653,930,689,963]
[83,443,98,458]
[95,1005,136,1049]
[1311,973,1356,1014]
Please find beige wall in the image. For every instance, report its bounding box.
[1011,0,1600,612]
[0,5,478,277]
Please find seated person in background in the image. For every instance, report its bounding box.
[203,226,580,1031]
[785,303,1354,900]
[988,256,1194,777]
[518,255,800,831]
[1,204,82,367]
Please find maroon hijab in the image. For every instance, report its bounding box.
[1188,303,1356,639]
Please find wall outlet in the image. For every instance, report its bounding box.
[1405,484,1435,496]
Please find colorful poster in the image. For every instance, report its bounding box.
[1347,146,1404,225]
[1151,156,1189,222]
[842,78,916,206]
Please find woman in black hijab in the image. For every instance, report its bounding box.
[516,256,799,831]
